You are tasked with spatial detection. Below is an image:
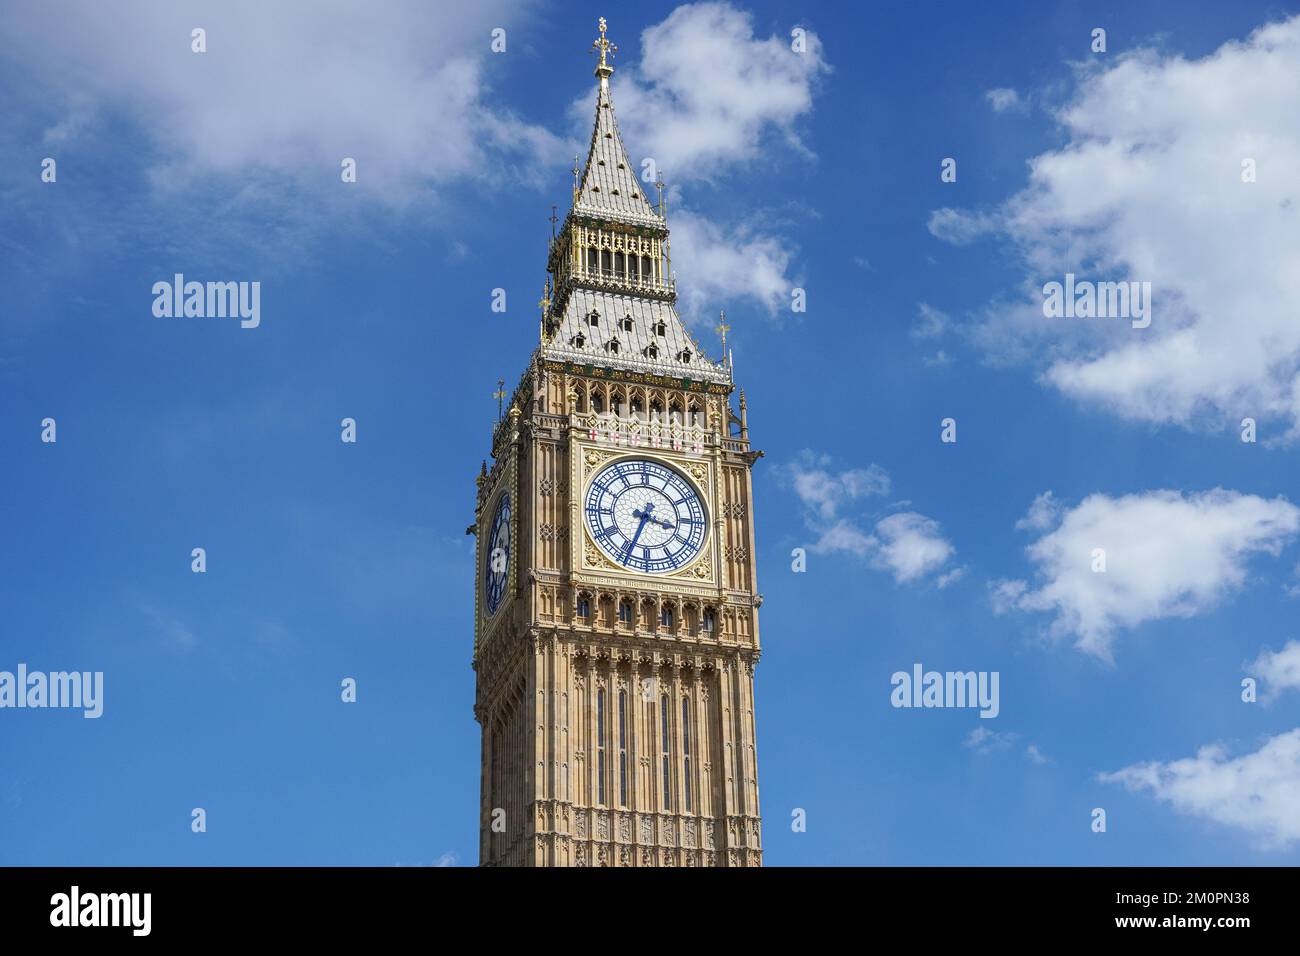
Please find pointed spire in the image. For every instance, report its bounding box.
[573,19,661,227]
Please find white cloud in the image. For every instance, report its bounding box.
[936,567,967,589]
[669,208,796,317]
[1100,729,1300,849]
[785,450,890,521]
[1016,491,1061,532]
[580,3,828,320]
[602,3,829,182]
[965,729,1048,764]
[926,207,997,246]
[913,303,950,340]
[934,16,1300,438]
[783,452,957,585]
[994,489,1300,658]
[984,88,1024,112]
[1248,640,1300,700]
[965,727,1019,752]
[870,512,955,583]
[0,0,566,204]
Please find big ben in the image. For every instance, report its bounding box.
[472,18,764,867]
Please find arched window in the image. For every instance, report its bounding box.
[642,255,652,280]
[661,605,674,628]
[702,608,715,634]
[600,249,612,275]
[577,596,590,619]
[682,697,692,812]
[621,315,633,332]
[629,255,639,281]
[608,339,620,355]
[597,688,607,806]
[618,690,628,806]
[655,321,666,336]
[660,695,671,809]
[592,393,604,413]
[618,600,633,624]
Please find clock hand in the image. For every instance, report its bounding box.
[625,511,651,554]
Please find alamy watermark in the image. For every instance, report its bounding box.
[890,663,999,718]
[0,664,103,718]
[151,274,261,329]
[1042,273,1151,329]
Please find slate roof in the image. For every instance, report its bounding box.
[541,49,730,387]
[544,288,729,385]
[573,77,663,228]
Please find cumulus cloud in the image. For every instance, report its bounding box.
[869,512,956,583]
[0,0,567,204]
[669,208,796,317]
[1100,730,1300,849]
[1248,640,1300,701]
[783,452,957,585]
[580,3,828,319]
[994,489,1300,658]
[933,16,1300,438]
[602,3,829,182]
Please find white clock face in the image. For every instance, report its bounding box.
[585,459,707,573]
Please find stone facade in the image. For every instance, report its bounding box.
[471,19,763,867]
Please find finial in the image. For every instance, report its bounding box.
[549,203,558,239]
[572,154,580,203]
[538,281,552,343]
[591,17,617,81]
[716,309,731,355]
[655,170,667,221]
[494,378,507,421]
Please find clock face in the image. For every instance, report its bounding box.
[484,492,511,616]
[585,459,707,573]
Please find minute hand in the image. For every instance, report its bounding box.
[625,512,651,556]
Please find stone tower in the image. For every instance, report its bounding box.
[472,18,764,867]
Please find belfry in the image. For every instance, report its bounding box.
[472,18,765,867]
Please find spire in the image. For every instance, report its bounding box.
[574,19,662,227]
[538,18,731,388]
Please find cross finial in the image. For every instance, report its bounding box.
[548,203,559,238]
[494,378,507,420]
[716,309,731,353]
[592,17,617,77]
[655,170,667,220]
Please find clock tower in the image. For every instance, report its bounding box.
[472,18,764,867]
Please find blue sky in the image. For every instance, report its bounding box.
[3,0,1300,866]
